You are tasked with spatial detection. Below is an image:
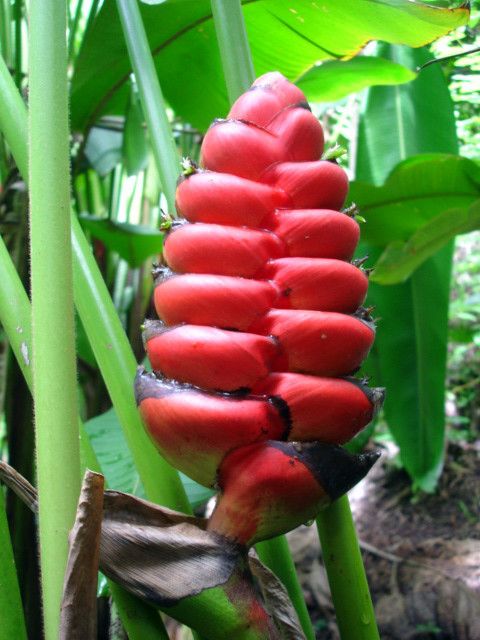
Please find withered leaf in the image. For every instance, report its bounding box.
[60,470,104,640]
[99,490,241,606]
[0,462,306,638]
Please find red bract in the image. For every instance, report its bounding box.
[136,72,383,546]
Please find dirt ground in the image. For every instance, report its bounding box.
[289,441,480,640]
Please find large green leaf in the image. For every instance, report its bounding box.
[372,200,480,285]
[350,154,480,245]
[71,0,468,132]
[355,44,458,491]
[79,214,163,268]
[296,56,416,103]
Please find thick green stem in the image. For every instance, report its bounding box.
[0,49,189,514]
[28,2,81,636]
[316,496,380,640]
[0,489,27,640]
[115,0,180,213]
[210,0,255,102]
[0,55,28,177]
[0,0,12,65]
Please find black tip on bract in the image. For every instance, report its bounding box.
[134,368,174,405]
[152,265,174,285]
[142,318,167,344]
[298,442,381,501]
[134,368,199,405]
[345,377,385,415]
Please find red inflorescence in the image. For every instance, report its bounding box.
[135,72,383,546]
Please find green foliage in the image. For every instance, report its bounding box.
[351,154,480,245]
[80,215,163,268]
[296,57,416,103]
[71,0,467,132]
[356,45,458,492]
[372,200,480,284]
[447,232,480,441]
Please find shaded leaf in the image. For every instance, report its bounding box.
[297,56,416,103]
[80,215,163,268]
[71,0,468,132]
[60,471,104,640]
[85,408,143,496]
[350,154,480,246]
[84,125,123,176]
[123,84,148,176]
[372,200,480,284]
[85,407,214,508]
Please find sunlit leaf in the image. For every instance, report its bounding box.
[297,56,416,103]
[71,0,468,131]
[350,154,480,246]
[371,200,480,284]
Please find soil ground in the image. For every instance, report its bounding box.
[289,441,480,640]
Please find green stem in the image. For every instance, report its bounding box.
[68,0,84,62]
[255,537,314,640]
[84,0,101,40]
[110,583,169,640]
[316,496,380,640]
[0,49,189,514]
[210,0,255,102]
[28,2,81,637]
[14,0,22,88]
[0,488,27,640]
[115,0,180,213]
[0,55,28,177]
[0,0,12,66]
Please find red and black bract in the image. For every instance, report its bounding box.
[137,72,383,546]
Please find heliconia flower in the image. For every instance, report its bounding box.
[136,71,383,546]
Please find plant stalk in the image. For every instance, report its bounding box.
[210,0,255,102]
[68,0,84,62]
[28,2,81,636]
[316,496,380,640]
[116,0,180,213]
[71,215,189,511]
[0,48,189,514]
[14,0,22,88]
[0,55,28,177]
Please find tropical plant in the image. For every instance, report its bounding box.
[0,1,475,639]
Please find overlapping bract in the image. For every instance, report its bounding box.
[136,73,382,546]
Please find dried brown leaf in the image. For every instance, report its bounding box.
[60,470,104,640]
